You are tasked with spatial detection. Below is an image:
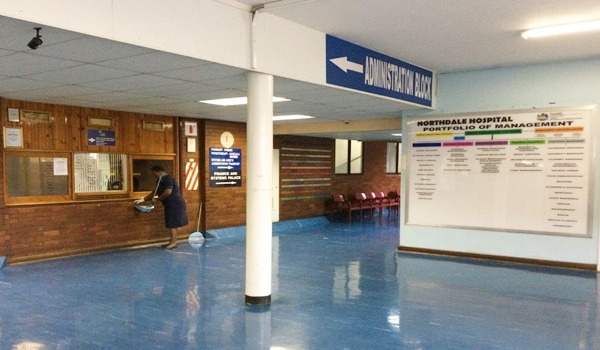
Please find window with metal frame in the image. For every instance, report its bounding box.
[386,142,402,174]
[335,139,363,174]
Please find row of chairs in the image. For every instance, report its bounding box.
[330,191,399,222]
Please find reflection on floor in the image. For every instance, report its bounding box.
[0,216,598,349]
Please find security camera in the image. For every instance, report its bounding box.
[27,27,43,50]
[27,37,43,50]
[344,120,350,124]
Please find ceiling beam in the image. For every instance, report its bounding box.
[273,117,401,135]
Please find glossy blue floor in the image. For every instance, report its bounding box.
[1,216,599,349]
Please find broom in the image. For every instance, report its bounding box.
[188,202,205,247]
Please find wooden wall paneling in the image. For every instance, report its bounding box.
[0,98,183,264]
[0,98,6,208]
[274,136,334,220]
[115,111,136,153]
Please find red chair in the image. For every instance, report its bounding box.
[354,192,374,221]
[374,191,392,217]
[330,194,361,222]
[365,191,382,218]
[388,190,400,216]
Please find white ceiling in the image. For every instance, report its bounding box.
[2,1,600,141]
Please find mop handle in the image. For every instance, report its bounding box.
[152,176,163,199]
[197,202,203,232]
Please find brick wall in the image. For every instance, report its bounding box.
[333,142,401,199]
[203,120,247,230]
[2,200,171,264]
[274,135,401,221]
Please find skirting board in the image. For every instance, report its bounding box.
[398,246,596,271]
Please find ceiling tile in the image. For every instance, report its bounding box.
[128,81,219,97]
[80,74,185,91]
[0,77,60,93]
[0,52,81,76]
[25,64,139,84]
[6,85,108,99]
[96,51,212,73]
[33,36,152,63]
[153,63,246,82]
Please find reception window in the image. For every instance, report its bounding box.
[74,153,128,193]
[5,152,70,204]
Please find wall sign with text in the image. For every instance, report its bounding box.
[209,148,242,187]
[87,129,116,146]
[405,107,595,236]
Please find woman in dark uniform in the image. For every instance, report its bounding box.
[143,165,188,249]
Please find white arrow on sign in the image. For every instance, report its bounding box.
[217,166,234,169]
[330,56,364,74]
[216,181,237,185]
[88,138,96,142]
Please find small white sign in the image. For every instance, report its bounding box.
[187,137,196,153]
[8,108,19,122]
[184,122,198,136]
[53,158,68,176]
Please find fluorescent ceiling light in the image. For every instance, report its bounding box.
[273,114,314,121]
[521,20,600,39]
[391,133,402,137]
[198,96,290,106]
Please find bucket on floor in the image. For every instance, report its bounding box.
[135,205,154,213]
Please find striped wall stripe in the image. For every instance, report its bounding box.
[281,194,331,201]
[282,166,330,170]
[281,184,331,188]
[281,178,331,182]
[281,147,331,153]
[281,160,331,164]
[281,154,331,158]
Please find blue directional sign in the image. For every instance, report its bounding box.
[87,129,116,146]
[209,148,242,187]
[326,34,433,107]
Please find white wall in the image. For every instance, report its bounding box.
[252,12,325,84]
[401,58,600,266]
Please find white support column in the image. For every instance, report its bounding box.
[245,71,273,305]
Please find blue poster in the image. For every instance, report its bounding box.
[209,148,242,187]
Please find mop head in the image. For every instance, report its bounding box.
[135,205,154,213]
[188,232,205,248]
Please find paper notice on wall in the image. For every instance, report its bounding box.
[54,158,68,176]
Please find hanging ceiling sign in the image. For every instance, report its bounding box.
[326,34,433,108]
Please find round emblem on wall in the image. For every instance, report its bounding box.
[220,131,234,148]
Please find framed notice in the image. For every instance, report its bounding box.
[4,127,23,148]
[8,108,19,122]
[405,106,595,237]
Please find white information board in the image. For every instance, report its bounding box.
[406,107,595,236]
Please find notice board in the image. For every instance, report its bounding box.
[209,148,242,187]
[405,107,595,236]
